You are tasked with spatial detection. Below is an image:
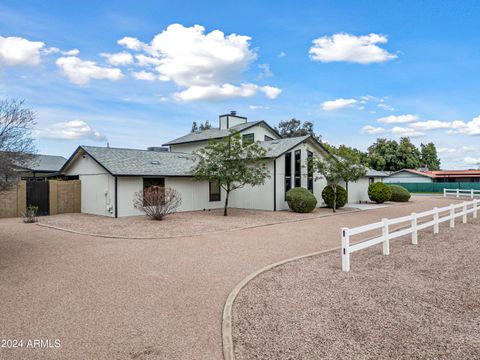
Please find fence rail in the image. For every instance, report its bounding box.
[341,199,479,272]
[444,188,480,198]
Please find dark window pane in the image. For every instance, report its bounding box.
[294,150,301,187]
[209,181,221,201]
[307,151,313,192]
[264,135,274,141]
[242,133,254,146]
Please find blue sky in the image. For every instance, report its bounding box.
[1,0,480,168]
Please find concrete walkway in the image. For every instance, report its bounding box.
[0,196,461,360]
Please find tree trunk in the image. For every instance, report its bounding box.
[332,185,337,213]
[224,190,230,216]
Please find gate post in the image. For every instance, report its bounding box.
[49,180,58,215]
[16,181,26,217]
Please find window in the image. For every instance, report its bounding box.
[307,150,313,192]
[285,152,292,198]
[209,181,221,201]
[294,150,301,187]
[143,178,165,205]
[242,133,254,146]
[369,177,374,184]
[264,135,274,141]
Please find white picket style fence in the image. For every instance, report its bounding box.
[444,188,480,198]
[341,199,480,272]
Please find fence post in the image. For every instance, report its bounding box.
[433,207,439,234]
[462,202,467,223]
[471,189,475,199]
[382,218,390,256]
[411,212,418,245]
[474,200,478,219]
[450,205,455,228]
[457,189,460,198]
[341,228,350,272]
[443,188,446,197]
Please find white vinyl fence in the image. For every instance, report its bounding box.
[444,188,480,198]
[341,199,480,272]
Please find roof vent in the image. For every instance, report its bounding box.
[147,146,169,152]
[150,161,161,165]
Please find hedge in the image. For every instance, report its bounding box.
[368,182,392,203]
[286,187,317,213]
[322,185,347,209]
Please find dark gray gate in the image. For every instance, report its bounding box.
[26,181,49,216]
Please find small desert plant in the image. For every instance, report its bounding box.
[23,205,38,223]
[286,187,317,213]
[368,182,392,203]
[322,184,347,209]
[388,184,411,202]
[133,186,182,220]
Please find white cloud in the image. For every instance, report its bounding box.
[464,157,480,165]
[249,105,270,110]
[377,114,418,124]
[321,98,357,111]
[309,33,397,64]
[36,120,106,141]
[175,83,281,101]
[118,24,280,101]
[56,56,123,85]
[391,126,425,137]
[450,116,480,136]
[377,103,396,111]
[132,70,156,81]
[437,147,457,154]
[257,63,273,78]
[409,120,452,130]
[101,51,134,66]
[0,36,44,66]
[43,47,80,56]
[278,51,286,58]
[361,125,387,134]
[118,36,145,51]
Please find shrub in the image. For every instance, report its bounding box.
[134,186,182,220]
[388,184,411,202]
[23,205,38,223]
[368,182,392,203]
[286,187,317,213]
[322,185,347,209]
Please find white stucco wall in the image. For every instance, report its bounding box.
[64,153,115,216]
[384,171,432,183]
[240,124,279,143]
[117,177,144,217]
[165,177,223,212]
[169,142,206,153]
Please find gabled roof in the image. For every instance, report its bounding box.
[17,154,67,172]
[388,169,435,178]
[162,120,279,146]
[258,135,331,158]
[389,168,480,179]
[365,169,389,177]
[61,146,198,177]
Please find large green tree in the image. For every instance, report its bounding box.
[420,142,441,170]
[310,155,366,212]
[367,138,400,171]
[397,137,421,170]
[193,132,270,216]
[275,118,320,140]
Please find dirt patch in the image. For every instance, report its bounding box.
[232,218,480,359]
[38,207,355,238]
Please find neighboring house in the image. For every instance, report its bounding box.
[15,154,67,180]
[61,112,380,217]
[346,169,388,203]
[384,169,480,183]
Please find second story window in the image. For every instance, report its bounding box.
[285,152,292,199]
[307,150,313,192]
[242,133,254,146]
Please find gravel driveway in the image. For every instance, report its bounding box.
[232,210,480,359]
[0,196,464,359]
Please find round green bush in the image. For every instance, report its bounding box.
[286,187,317,213]
[322,185,347,209]
[388,184,411,202]
[368,182,392,203]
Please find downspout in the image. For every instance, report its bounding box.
[114,176,118,218]
[273,159,277,211]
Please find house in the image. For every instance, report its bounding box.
[61,112,384,217]
[384,169,480,183]
[15,154,67,180]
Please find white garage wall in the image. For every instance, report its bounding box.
[165,177,223,212]
[384,171,432,183]
[117,177,144,217]
[64,152,115,217]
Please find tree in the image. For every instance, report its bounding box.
[191,120,212,132]
[367,138,400,171]
[0,99,37,191]
[397,137,421,170]
[193,132,270,216]
[325,143,369,166]
[275,118,320,140]
[133,186,182,220]
[310,155,366,212]
[420,142,441,170]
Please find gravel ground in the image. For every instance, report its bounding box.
[0,196,465,359]
[232,216,480,359]
[38,207,355,238]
